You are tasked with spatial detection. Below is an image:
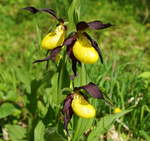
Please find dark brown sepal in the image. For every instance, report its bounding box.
[77,82,104,99]
[87,20,112,30]
[76,21,89,31]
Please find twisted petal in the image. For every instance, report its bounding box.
[63,32,77,46]
[65,32,80,77]
[62,94,74,132]
[22,6,39,13]
[22,6,62,21]
[67,45,80,77]
[33,46,61,63]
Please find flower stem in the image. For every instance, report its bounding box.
[56,48,67,116]
[80,63,87,86]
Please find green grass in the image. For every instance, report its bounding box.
[0,0,150,140]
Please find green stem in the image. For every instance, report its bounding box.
[80,63,87,85]
[56,48,67,116]
[72,64,88,141]
[72,118,82,141]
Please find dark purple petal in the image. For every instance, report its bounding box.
[91,40,103,64]
[87,20,112,30]
[33,55,51,63]
[63,32,77,46]
[22,6,39,13]
[22,6,59,20]
[63,37,75,46]
[64,108,73,133]
[49,46,62,61]
[84,32,103,64]
[40,8,57,19]
[58,18,65,23]
[76,21,89,31]
[67,45,80,77]
[63,94,74,113]
[77,82,103,99]
[65,33,80,77]
[71,59,77,78]
[33,46,61,64]
[63,94,74,132]
[64,35,76,46]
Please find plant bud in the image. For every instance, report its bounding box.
[114,108,122,113]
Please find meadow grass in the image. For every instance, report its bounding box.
[0,0,150,140]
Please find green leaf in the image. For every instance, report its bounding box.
[57,52,70,104]
[0,103,17,119]
[37,100,48,118]
[34,121,45,141]
[45,73,58,108]
[68,0,80,28]
[138,72,150,79]
[4,90,17,101]
[87,110,131,141]
[139,130,150,141]
[58,59,70,91]
[45,127,66,141]
[72,117,94,141]
[6,124,26,141]
[16,67,31,92]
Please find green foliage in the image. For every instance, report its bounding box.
[87,110,131,141]
[5,124,26,141]
[0,0,150,141]
[34,121,45,141]
[0,103,17,119]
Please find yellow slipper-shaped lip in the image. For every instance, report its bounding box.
[41,24,65,50]
[73,34,99,64]
[71,93,96,118]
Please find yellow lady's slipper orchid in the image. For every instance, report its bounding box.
[41,24,65,50]
[73,34,99,64]
[71,93,96,118]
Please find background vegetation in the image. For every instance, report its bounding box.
[0,0,150,140]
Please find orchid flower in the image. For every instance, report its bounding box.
[62,82,103,132]
[22,6,112,71]
[64,21,112,75]
[22,6,66,62]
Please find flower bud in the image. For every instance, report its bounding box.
[71,93,96,118]
[73,34,99,64]
[114,108,122,113]
[41,24,65,50]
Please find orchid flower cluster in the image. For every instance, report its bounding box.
[23,6,112,132]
